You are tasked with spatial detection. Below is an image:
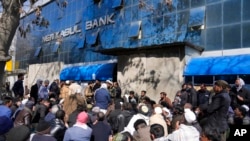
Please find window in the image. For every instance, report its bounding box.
[112,0,123,9]
[77,38,85,49]
[188,6,205,30]
[34,47,42,57]
[52,42,60,53]
[128,21,142,38]
[215,75,237,84]
[194,76,214,85]
[86,31,99,46]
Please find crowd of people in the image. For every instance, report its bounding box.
[0,73,250,141]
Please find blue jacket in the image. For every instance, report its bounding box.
[0,105,12,118]
[63,125,92,141]
[94,88,111,109]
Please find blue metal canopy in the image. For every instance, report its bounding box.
[60,63,116,81]
[184,54,250,76]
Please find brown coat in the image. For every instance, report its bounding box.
[60,85,70,99]
[63,94,86,116]
[14,107,33,127]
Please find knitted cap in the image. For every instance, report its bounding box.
[77,112,88,124]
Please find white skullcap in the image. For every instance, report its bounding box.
[21,99,28,105]
[184,109,196,123]
[162,107,172,118]
[66,80,70,84]
[242,105,249,112]
[106,80,113,85]
[51,105,59,114]
[101,83,108,89]
[154,107,162,114]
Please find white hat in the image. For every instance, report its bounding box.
[162,107,172,118]
[242,105,249,112]
[106,80,113,85]
[65,80,70,85]
[154,107,162,114]
[92,106,100,113]
[21,99,28,105]
[100,83,108,89]
[184,109,196,123]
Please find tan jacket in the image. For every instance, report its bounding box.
[149,113,168,136]
[60,85,70,99]
[63,94,85,116]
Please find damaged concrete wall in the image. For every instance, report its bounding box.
[27,62,63,88]
[117,49,185,102]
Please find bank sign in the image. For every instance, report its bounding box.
[85,13,115,30]
[42,25,81,43]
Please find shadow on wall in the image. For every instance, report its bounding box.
[118,54,182,101]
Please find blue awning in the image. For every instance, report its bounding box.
[184,54,250,76]
[60,63,116,81]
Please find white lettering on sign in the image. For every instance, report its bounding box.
[85,13,115,30]
[234,129,247,136]
[42,25,81,42]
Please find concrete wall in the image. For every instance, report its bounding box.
[117,49,185,102]
[27,62,63,88]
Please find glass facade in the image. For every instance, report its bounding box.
[15,0,250,71]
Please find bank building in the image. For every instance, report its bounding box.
[7,0,250,100]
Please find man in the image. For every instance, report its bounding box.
[230,78,250,108]
[49,78,60,99]
[197,83,211,107]
[201,80,231,141]
[106,80,116,98]
[32,99,51,125]
[14,100,34,128]
[12,73,24,98]
[186,82,198,110]
[68,80,82,96]
[158,92,172,109]
[124,103,150,135]
[139,90,149,103]
[38,79,50,100]
[0,96,13,140]
[113,82,122,99]
[63,112,92,141]
[150,124,168,141]
[166,108,200,141]
[94,83,111,114]
[133,119,151,141]
[30,120,57,141]
[92,80,101,92]
[30,79,43,104]
[149,106,168,136]
[91,112,112,141]
[0,96,13,118]
[128,91,138,104]
[84,81,94,104]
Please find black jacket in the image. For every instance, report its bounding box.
[12,80,24,97]
[230,86,250,107]
[204,90,231,133]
